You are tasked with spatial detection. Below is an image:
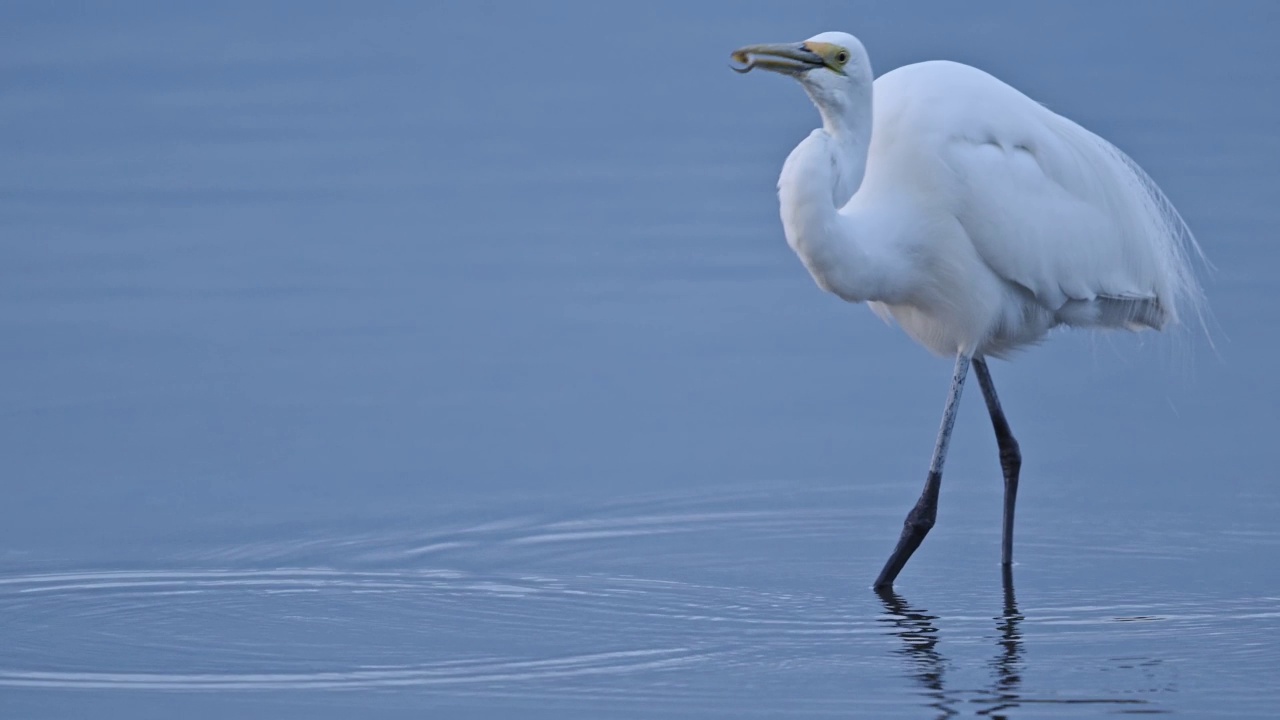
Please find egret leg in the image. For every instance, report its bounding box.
[972,357,1022,567]
[874,354,971,590]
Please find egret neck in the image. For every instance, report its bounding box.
[778,86,897,305]
[812,80,872,207]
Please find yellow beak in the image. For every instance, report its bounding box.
[730,43,826,75]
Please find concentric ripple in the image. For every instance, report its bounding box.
[0,563,877,695]
[3,486,1279,717]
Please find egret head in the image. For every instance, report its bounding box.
[731,32,873,124]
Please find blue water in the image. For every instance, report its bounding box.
[3,2,1278,717]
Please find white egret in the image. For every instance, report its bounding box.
[731,32,1207,589]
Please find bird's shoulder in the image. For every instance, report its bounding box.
[868,61,1177,317]
[871,61,1050,148]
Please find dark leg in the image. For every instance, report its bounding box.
[874,354,971,590]
[972,357,1022,567]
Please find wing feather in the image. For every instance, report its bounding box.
[873,61,1206,331]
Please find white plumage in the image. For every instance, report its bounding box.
[742,32,1205,358]
[731,31,1208,588]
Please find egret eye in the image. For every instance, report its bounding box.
[835,51,849,64]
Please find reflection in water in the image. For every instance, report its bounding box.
[875,587,958,719]
[982,566,1024,717]
[876,568,1160,718]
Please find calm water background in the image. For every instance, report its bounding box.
[3,1,1278,717]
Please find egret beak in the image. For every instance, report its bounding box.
[730,43,826,75]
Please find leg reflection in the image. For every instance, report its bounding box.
[875,588,958,719]
[979,565,1025,717]
[880,569,1162,717]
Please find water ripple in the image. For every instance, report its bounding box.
[0,647,712,690]
[0,565,861,694]
[3,488,1278,716]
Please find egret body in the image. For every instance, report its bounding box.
[731,32,1206,589]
